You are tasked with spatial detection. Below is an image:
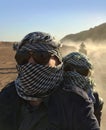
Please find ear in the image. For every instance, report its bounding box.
[48,56,60,67]
[51,56,61,66]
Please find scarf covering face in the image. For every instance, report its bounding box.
[15,31,63,100]
[15,63,63,100]
[62,71,95,102]
[63,52,95,102]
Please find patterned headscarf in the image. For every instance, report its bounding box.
[62,52,95,102]
[15,32,63,100]
[17,31,62,63]
[63,52,93,70]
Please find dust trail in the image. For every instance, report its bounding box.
[86,43,106,130]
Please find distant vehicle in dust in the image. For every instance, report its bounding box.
[79,42,87,55]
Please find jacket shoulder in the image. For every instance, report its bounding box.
[0,81,19,103]
[62,86,90,102]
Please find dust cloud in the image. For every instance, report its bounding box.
[61,40,106,130]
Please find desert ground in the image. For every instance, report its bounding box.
[0,42,106,130]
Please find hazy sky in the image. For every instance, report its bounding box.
[0,0,106,41]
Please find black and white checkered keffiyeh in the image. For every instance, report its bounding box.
[18,31,62,63]
[62,52,95,102]
[62,71,95,102]
[15,63,63,100]
[63,71,94,91]
[63,52,92,70]
[15,32,63,100]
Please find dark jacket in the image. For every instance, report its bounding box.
[0,81,100,130]
[93,91,104,126]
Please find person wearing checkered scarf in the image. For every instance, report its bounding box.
[62,52,104,126]
[62,52,95,102]
[15,32,63,101]
[0,31,64,130]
